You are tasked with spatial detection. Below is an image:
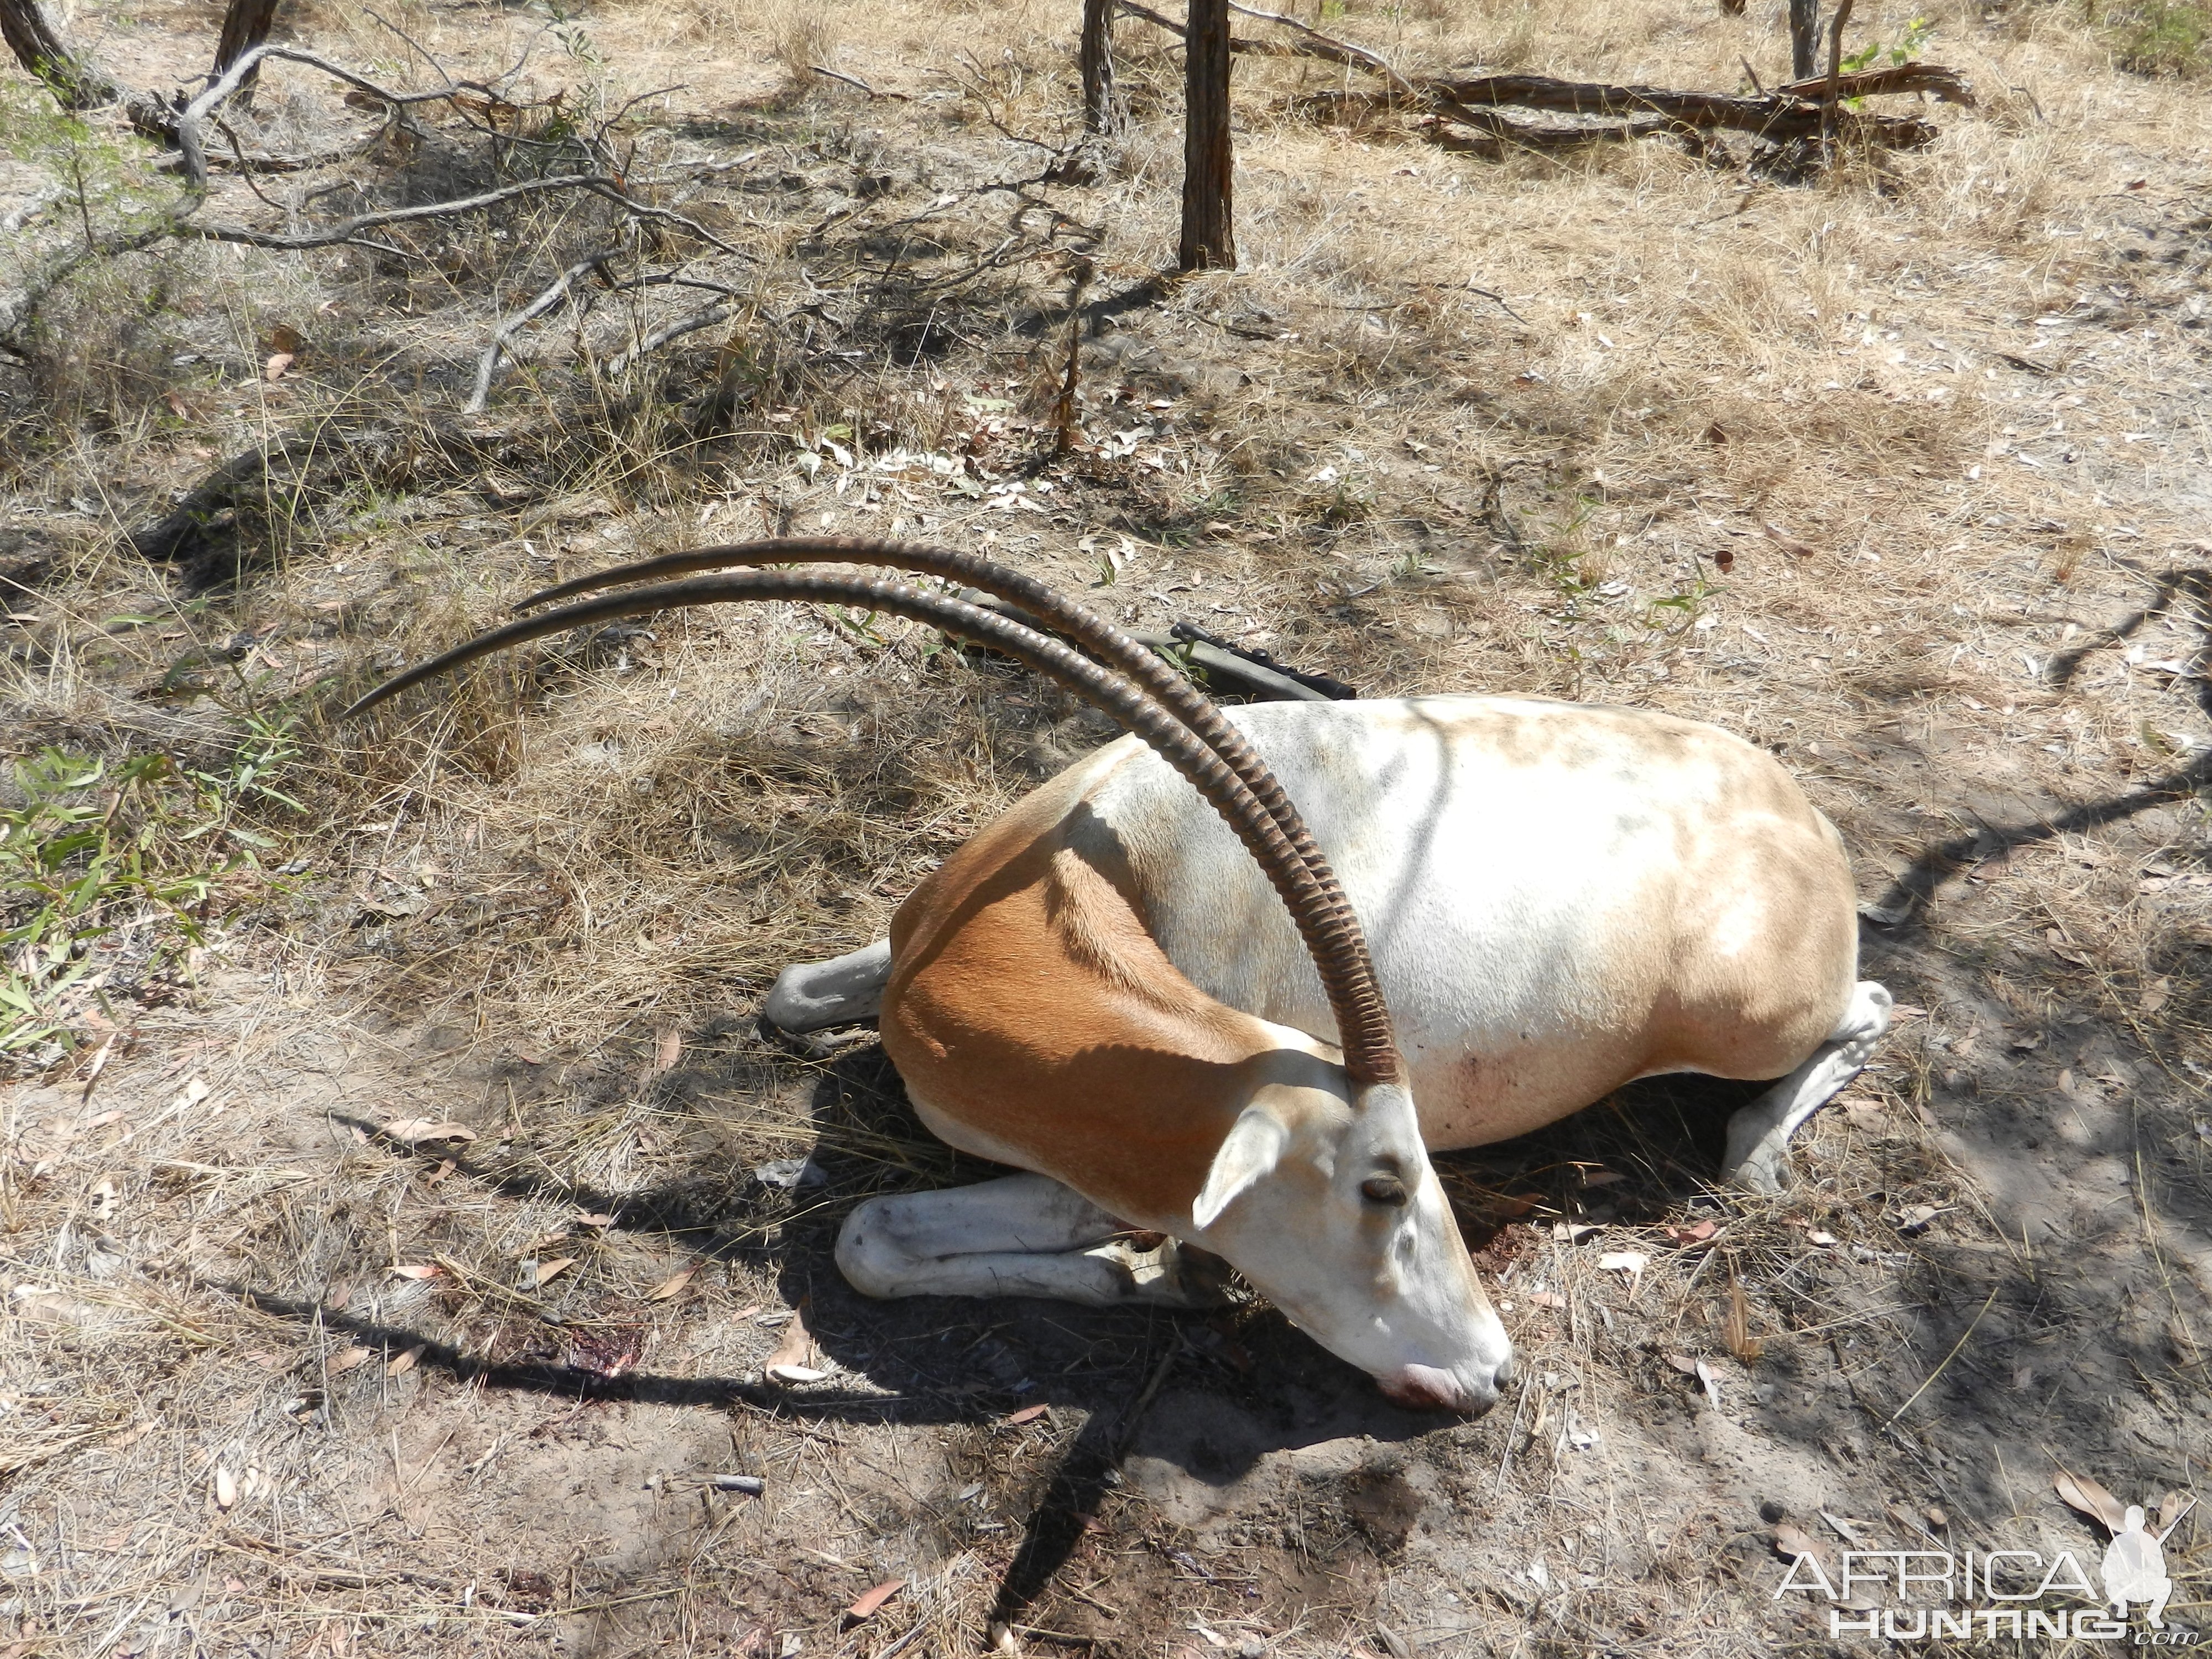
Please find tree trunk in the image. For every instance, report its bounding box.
[1080,0,1119,134]
[212,0,281,104]
[0,0,114,107]
[1788,0,1819,80]
[1177,0,1234,272]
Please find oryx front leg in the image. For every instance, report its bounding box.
[761,938,893,1034]
[836,1173,1229,1308]
[1722,980,1894,1193]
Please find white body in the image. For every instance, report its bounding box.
[774,696,1892,1412]
[1075,696,1863,1147]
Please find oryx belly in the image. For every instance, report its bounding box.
[1072,695,1860,1149]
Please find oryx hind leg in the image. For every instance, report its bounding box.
[761,938,893,1034]
[1721,980,1893,1193]
[837,1173,1231,1308]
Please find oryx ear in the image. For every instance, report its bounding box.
[1192,1106,1290,1232]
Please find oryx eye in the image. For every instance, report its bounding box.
[1360,1174,1409,1207]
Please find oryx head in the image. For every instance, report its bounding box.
[1192,1074,1512,1413]
[348,534,1517,1415]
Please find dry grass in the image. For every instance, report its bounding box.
[3,0,2210,1648]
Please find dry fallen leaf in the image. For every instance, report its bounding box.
[1773,1521,1820,1559]
[78,1031,117,1101]
[651,1027,682,1076]
[264,351,294,382]
[326,1345,373,1376]
[1665,1353,1700,1374]
[2055,1470,2130,1532]
[575,1211,616,1228]
[1823,1511,1871,1546]
[381,1119,478,1145]
[390,1264,441,1281]
[66,1108,122,1142]
[764,1302,820,1382]
[1662,1219,1718,1245]
[1806,1229,1839,1246]
[1724,1276,1765,1363]
[1760,521,1821,557]
[1597,1250,1649,1293]
[533,1257,577,1287]
[846,1579,905,1621]
[1694,1358,1724,1410]
[1004,1404,1050,1425]
[387,1344,425,1377]
[89,1176,119,1221]
[265,323,304,354]
[213,1465,238,1510]
[1550,1222,1598,1243]
[645,1264,698,1302]
[1526,1290,1568,1310]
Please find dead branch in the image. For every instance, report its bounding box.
[190,174,644,249]
[604,304,738,376]
[1774,61,1974,104]
[466,252,617,414]
[176,43,458,186]
[1114,0,1961,156]
[808,63,905,99]
[1224,0,1421,101]
[3,166,743,358]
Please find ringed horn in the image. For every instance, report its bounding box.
[342,548,1404,1087]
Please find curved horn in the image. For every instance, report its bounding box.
[344,570,1403,1085]
[515,538,1384,1069]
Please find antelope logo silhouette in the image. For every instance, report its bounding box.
[2102,1506,2175,1629]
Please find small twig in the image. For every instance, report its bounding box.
[1740,55,1765,98]
[1881,1281,1999,1430]
[176,43,449,188]
[1463,281,1527,325]
[216,117,285,212]
[364,6,458,89]
[604,82,690,123]
[1055,256,1091,458]
[1225,0,1422,101]
[1491,1364,1532,1494]
[182,174,750,260]
[807,63,904,99]
[604,302,739,377]
[466,252,617,414]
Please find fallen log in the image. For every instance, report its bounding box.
[1417,74,1945,148]
[1113,0,1967,157]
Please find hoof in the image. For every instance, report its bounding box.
[1724,1152,1787,1196]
